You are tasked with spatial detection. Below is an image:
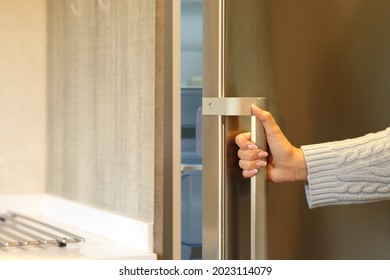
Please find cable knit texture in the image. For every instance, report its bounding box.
[301,128,390,208]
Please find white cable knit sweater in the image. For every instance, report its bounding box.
[301,128,390,208]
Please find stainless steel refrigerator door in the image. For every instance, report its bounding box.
[202,0,273,260]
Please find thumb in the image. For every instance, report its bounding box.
[251,105,282,138]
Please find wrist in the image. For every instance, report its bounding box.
[293,147,308,182]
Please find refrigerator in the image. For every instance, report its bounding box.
[199,0,390,260]
[201,0,270,260]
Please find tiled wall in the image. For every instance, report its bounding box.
[0,0,46,193]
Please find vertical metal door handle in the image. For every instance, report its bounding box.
[202,97,268,260]
[250,99,268,260]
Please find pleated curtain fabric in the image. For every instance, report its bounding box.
[47,0,155,223]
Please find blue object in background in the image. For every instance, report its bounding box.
[181,169,202,260]
[181,87,202,259]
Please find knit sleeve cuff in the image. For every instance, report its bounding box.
[301,142,341,208]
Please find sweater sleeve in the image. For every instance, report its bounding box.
[301,128,390,208]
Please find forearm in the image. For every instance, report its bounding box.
[302,128,390,208]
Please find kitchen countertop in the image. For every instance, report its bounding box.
[0,221,154,260]
[0,194,156,260]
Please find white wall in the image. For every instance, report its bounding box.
[0,0,46,193]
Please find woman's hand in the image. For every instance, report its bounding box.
[235,105,308,183]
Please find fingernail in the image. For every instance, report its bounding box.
[248,144,258,150]
[256,161,267,167]
[258,151,268,158]
[249,169,258,175]
[251,104,260,111]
